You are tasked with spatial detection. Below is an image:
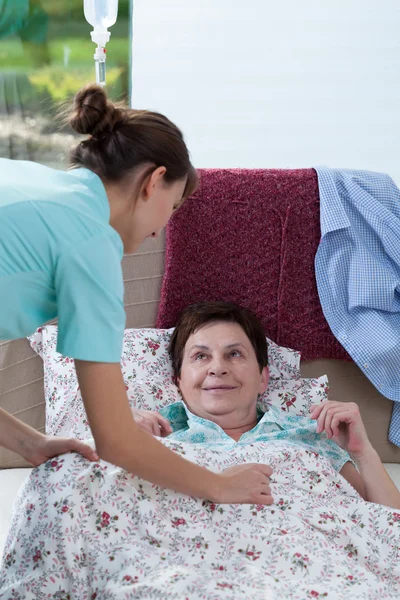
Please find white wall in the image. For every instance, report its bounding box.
[131,0,400,183]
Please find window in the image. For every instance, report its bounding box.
[0,0,132,168]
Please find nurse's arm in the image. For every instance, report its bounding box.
[75,360,224,497]
[75,360,275,503]
[0,407,99,465]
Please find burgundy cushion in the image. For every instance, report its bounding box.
[156,168,349,361]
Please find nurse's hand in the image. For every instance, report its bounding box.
[131,408,173,437]
[26,434,100,467]
[217,463,274,505]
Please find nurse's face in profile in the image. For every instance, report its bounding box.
[108,166,187,254]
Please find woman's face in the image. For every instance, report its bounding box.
[178,321,269,428]
[123,168,187,254]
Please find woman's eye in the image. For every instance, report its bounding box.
[229,350,242,358]
[194,353,207,360]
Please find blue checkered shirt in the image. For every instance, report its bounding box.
[314,166,400,445]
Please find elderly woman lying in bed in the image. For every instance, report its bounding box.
[3,302,400,599]
[136,301,400,509]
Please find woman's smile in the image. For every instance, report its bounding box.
[202,385,238,393]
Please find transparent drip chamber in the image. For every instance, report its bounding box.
[84,0,119,86]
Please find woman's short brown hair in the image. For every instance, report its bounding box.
[66,84,198,199]
[168,301,269,377]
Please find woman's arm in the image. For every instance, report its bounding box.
[75,360,274,505]
[311,401,400,509]
[0,407,99,466]
[349,448,400,508]
[339,462,366,498]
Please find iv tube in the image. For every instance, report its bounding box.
[94,46,106,86]
[84,0,119,86]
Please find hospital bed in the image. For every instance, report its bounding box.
[1,170,400,565]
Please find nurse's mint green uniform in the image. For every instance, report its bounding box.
[0,158,125,362]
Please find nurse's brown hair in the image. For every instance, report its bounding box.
[67,85,197,201]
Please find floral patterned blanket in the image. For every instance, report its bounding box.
[1,440,400,600]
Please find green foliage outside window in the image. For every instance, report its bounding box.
[0,1,131,165]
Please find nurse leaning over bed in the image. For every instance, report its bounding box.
[0,84,273,504]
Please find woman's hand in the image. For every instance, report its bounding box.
[310,401,373,459]
[216,463,274,505]
[25,434,99,467]
[131,408,173,437]
[311,401,400,509]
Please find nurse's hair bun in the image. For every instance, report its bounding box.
[68,84,198,197]
[69,84,123,137]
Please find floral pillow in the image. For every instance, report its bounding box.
[29,326,328,439]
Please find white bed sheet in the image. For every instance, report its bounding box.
[2,465,400,556]
[1,459,400,597]
[1,463,400,559]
